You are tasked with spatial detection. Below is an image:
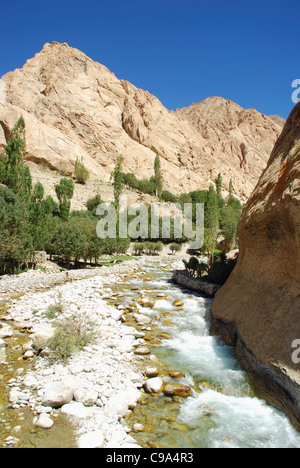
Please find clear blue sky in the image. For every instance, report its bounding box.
[0,0,299,118]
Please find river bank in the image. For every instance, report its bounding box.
[0,257,183,448]
[172,270,221,298]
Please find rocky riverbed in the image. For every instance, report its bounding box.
[0,257,183,448]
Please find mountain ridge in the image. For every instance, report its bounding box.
[0,41,282,201]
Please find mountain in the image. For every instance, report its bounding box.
[0,42,282,201]
[269,115,286,127]
[211,102,300,428]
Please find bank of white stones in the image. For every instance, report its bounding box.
[0,258,164,448]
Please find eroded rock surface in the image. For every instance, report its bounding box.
[211,102,300,428]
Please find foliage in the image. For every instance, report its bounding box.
[160,190,178,203]
[207,256,237,285]
[55,177,74,221]
[47,313,97,361]
[169,243,182,255]
[0,185,32,274]
[133,241,163,255]
[74,157,89,184]
[112,155,124,206]
[154,154,163,197]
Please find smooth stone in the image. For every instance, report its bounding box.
[163,383,192,398]
[134,313,151,325]
[172,299,184,307]
[157,333,173,340]
[34,414,54,429]
[134,348,151,355]
[133,423,144,432]
[169,371,186,379]
[32,325,55,348]
[23,375,38,388]
[138,298,155,308]
[0,324,13,339]
[145,367,159,378]
[144,377,164,394]
[74,388,98,407]
[42,382,74,408]
[77,430,105,449]
[61,402,89,419]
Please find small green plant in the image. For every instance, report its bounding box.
[169,243,181,255]
[47,313,97,361]
[74,157,89,185]
[44,292,64,319]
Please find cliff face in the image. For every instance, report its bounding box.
[0,42,282,200]
[211,102,300,428]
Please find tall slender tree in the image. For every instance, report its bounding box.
[112,155,124,207]
[154,154,163,198]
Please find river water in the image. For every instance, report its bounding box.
[120,261,300,448]
[1,260,300,448]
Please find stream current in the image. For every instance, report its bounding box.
[119,261,300,448]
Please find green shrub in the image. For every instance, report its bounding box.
[207,258,237,285]
[160,190,178,203]
[74,158,89,184]
[169,243,181,255]
[47,313,97,361]
[44,292,64,319]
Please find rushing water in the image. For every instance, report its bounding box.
[121,262,300,448]
[2,261,300,448]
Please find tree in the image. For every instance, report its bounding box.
[154,154,163,198]
[55,178,74,221]
[0,185,32,274]
[216,173,222,196]
[112,155,124,206]
[1,116,32,200]
[205,184,219,237]
[28,182,51,252]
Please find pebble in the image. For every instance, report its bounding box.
[0,257,185,448]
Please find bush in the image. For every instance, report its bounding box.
[207,258,237,285]
[169,243,182,255]
[74,158,89,184]
[47,313,97,361]
[160,190,178,203]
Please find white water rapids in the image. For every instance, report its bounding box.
[126,263,300,448]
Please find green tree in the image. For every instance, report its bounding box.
[216,173,222,196]
[55,178,74,221]
[0,185,32,274]
[111,155,124,206]
[28,182,50,252]
[205,184,219,237]
[154,154,163,198]
[0,116,32,200]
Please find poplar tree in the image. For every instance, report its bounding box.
[154,154,163,198]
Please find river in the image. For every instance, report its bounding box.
[119,261,300,448]
[1,259,300,448]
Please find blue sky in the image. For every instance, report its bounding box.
[0,0,299,118]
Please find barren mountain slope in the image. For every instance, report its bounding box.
[0,42,282,201]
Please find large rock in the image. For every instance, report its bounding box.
[0,324,13,339]
[42,381,74,408]
[31,325,55,349]
[0,42,282,201]
[211,102,300,429]
[77,430,105,449]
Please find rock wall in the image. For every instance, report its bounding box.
[210,102,300,428]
